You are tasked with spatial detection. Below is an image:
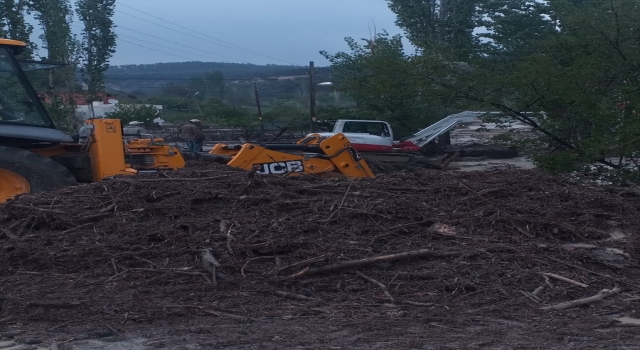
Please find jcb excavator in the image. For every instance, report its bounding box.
[0,38,373,203]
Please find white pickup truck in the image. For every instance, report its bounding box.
[311,111,492,152]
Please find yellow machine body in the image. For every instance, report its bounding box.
[210,133,375,178]
[126,138,186,170]
[85,118,138,181]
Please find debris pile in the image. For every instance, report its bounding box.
[1,165,639,330]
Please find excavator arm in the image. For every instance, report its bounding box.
[209,133,375,178]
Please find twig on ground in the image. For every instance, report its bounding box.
[221,221,234,254]
[0,228,18,239]
[241,256,277,277]
[541,287,621,311]
[111,177,226,182]
[540,272,588,288]
[273,290,321,302]
[289,249,454,278]
[401,300,434,307]
[458,182,495,206]
[111,258,118,275]
[325,184,352,222]
[11,204,65,214]
[272,254,328,275]
[98,203,117,213]
[356,271,395,302]
[548,257,640,290]
[60,223,93,235]
[134,256,159,269]
[532,285,545,297]
[520,290,541,303]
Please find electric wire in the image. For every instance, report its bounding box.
[116,1,297,65]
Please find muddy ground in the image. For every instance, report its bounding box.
[1,164,640,349]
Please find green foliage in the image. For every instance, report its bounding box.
[75,0,116,100]
[45,100,82,134]
[103,104,160,126]
[320,31,455,137]
[320,0,640,178]
[262,102,304,122]
[29,0,80,100]
[0,0,35,58]
[387,0,481,57]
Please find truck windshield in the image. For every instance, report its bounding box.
[0,48,51,126]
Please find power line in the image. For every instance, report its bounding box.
[116,37,202,62]
[118,25,249,63]
[116,32,243,63]
[72,24,215,63]
[115,2,297,65]
[114,8,297,66]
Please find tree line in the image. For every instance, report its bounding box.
[321,0,640,180]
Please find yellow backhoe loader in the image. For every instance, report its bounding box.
[0,38,373,203]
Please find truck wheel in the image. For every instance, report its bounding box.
[0,146,77,203]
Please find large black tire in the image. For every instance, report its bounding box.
[0,146,77,196]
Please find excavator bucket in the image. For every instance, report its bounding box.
[210,133,375,178]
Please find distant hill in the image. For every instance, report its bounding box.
[105,61,333,95]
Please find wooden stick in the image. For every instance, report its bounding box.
[60,223,93,235]
[134,256,159,269]
[98,203,117,213]
[78,211,114,223]
[11,204,65,214]
[532,285,545,297]
[273,290,321,302]
[111,176,225,182]
[547,257,640,290]
[241,256,276,277]
[221,221,234,254]
[273,254,328,275]
[541,287,621,311]
[401,300,433,307]
[540,273,588,288]
[356,271,395,302]
[291,249,454,277]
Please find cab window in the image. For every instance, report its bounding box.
[343,121,390,137]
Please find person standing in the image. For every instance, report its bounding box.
[180,119,205,151]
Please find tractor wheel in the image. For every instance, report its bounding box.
[0,146,77,203]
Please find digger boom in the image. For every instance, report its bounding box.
[209,133,375,178]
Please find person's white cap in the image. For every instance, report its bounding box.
[190,119,201,123]
[129,121,143,125]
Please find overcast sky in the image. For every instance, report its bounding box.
[30,0,413,67]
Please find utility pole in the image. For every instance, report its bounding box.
[309,61,317,132]
[253,83,264,131]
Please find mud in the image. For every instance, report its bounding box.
[1,165,639,349]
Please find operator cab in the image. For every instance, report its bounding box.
[0,38,73,147]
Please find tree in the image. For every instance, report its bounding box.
[407,0,640,175]
[386,0,481,58]
[321,31,454,137]
[75,0,116,101]
[0,0,35,58]
[103,104,160,126]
